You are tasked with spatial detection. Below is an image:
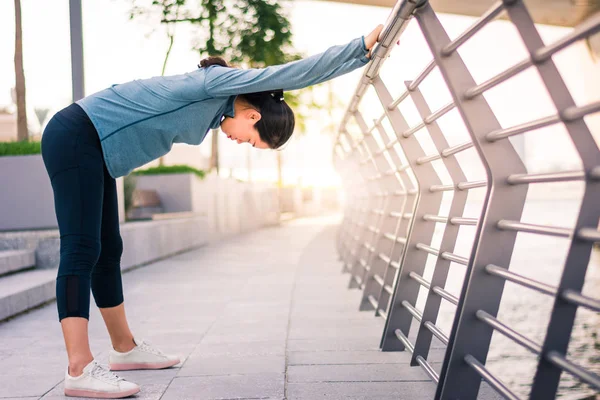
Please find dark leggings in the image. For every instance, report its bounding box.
[41,103,124,321]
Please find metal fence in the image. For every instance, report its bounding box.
[333,0,600,399]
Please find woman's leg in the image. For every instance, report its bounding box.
[57,225,101,377]
[91,166,181,372]
[60,317,93,376]
[99,303,135,352]
[41,106,106,377]
[91,165,135,353]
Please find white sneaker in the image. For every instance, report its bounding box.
[109,337,181,371]
[64,359,140,398]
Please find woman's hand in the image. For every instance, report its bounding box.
[365,24,384,59]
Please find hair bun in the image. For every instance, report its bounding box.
[198,56,229,69]
[270,89,284,103]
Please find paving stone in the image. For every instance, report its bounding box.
[478,383,508,400]
[161,373,284,400]
[192,340,286,357]
[115,367,179,385]
[290,304,366,314]
[287,363,432,383]
[288,325,384,340]
[1,354,67,375]
[286,348,446,366]
[131,383,170,400]
[208,321,288,336]
[0,397,40,400]
[200,330,287,344]
[179,354,285,376]
[288,350,411,365]
[286,381,436,399]
[287,337,381,352]
[288,311,378,322]
[222,304,291,315]
[0,373,62,398]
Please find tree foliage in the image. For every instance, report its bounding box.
[128,0,322,179]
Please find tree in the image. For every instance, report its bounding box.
[220,0,301,186]
[14,0,28,142]
[128,0,317,186]
[186,0,303,177]
[129,0,191,75]
[129,0,189,165]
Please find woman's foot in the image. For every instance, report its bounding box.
[109,337,181,371]
[64,359,140,398]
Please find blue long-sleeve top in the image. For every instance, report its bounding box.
[77,36,371,178]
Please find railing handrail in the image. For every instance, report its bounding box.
[333,0,600,399]
[335,0,427,140]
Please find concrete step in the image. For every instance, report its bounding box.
[0,268,56,321]
[0,249,35,277]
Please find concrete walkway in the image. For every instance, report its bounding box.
[0,215,437,400]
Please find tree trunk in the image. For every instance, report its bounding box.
[14,0,28,142]
[210,128,220,174]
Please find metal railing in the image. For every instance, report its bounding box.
[333,0,600,399]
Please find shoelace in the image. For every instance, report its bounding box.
[90,362,124,383]
[138,339,166,357]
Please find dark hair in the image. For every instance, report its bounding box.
[199,56,295,150]
[198,56,229,68]
[238,90,295,150]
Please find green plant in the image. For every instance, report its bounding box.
[133,164,206,179]
[0,141,41,157]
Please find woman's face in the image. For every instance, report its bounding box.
[220,100,270,149]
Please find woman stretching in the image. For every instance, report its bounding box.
[41,24,383,398]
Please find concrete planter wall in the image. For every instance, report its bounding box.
[119,216,209,270]
[0,155,125,231]
[134,173,205,216]
[134,172,280,239]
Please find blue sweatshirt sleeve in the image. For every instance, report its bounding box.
[203,36,371,97]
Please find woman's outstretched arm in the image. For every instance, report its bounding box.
[204,25,383,97]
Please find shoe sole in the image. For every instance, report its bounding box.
[110,359,180,371]
[64,386,140,398]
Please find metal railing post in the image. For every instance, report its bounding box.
[371,75,445,352]
[405,85,473,368]
[332,0,600,398]
[415,3,528,398]
[503,2,600,398]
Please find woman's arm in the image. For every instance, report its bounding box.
[203,27,382,97]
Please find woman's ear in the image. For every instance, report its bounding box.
[250,111,261,123]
